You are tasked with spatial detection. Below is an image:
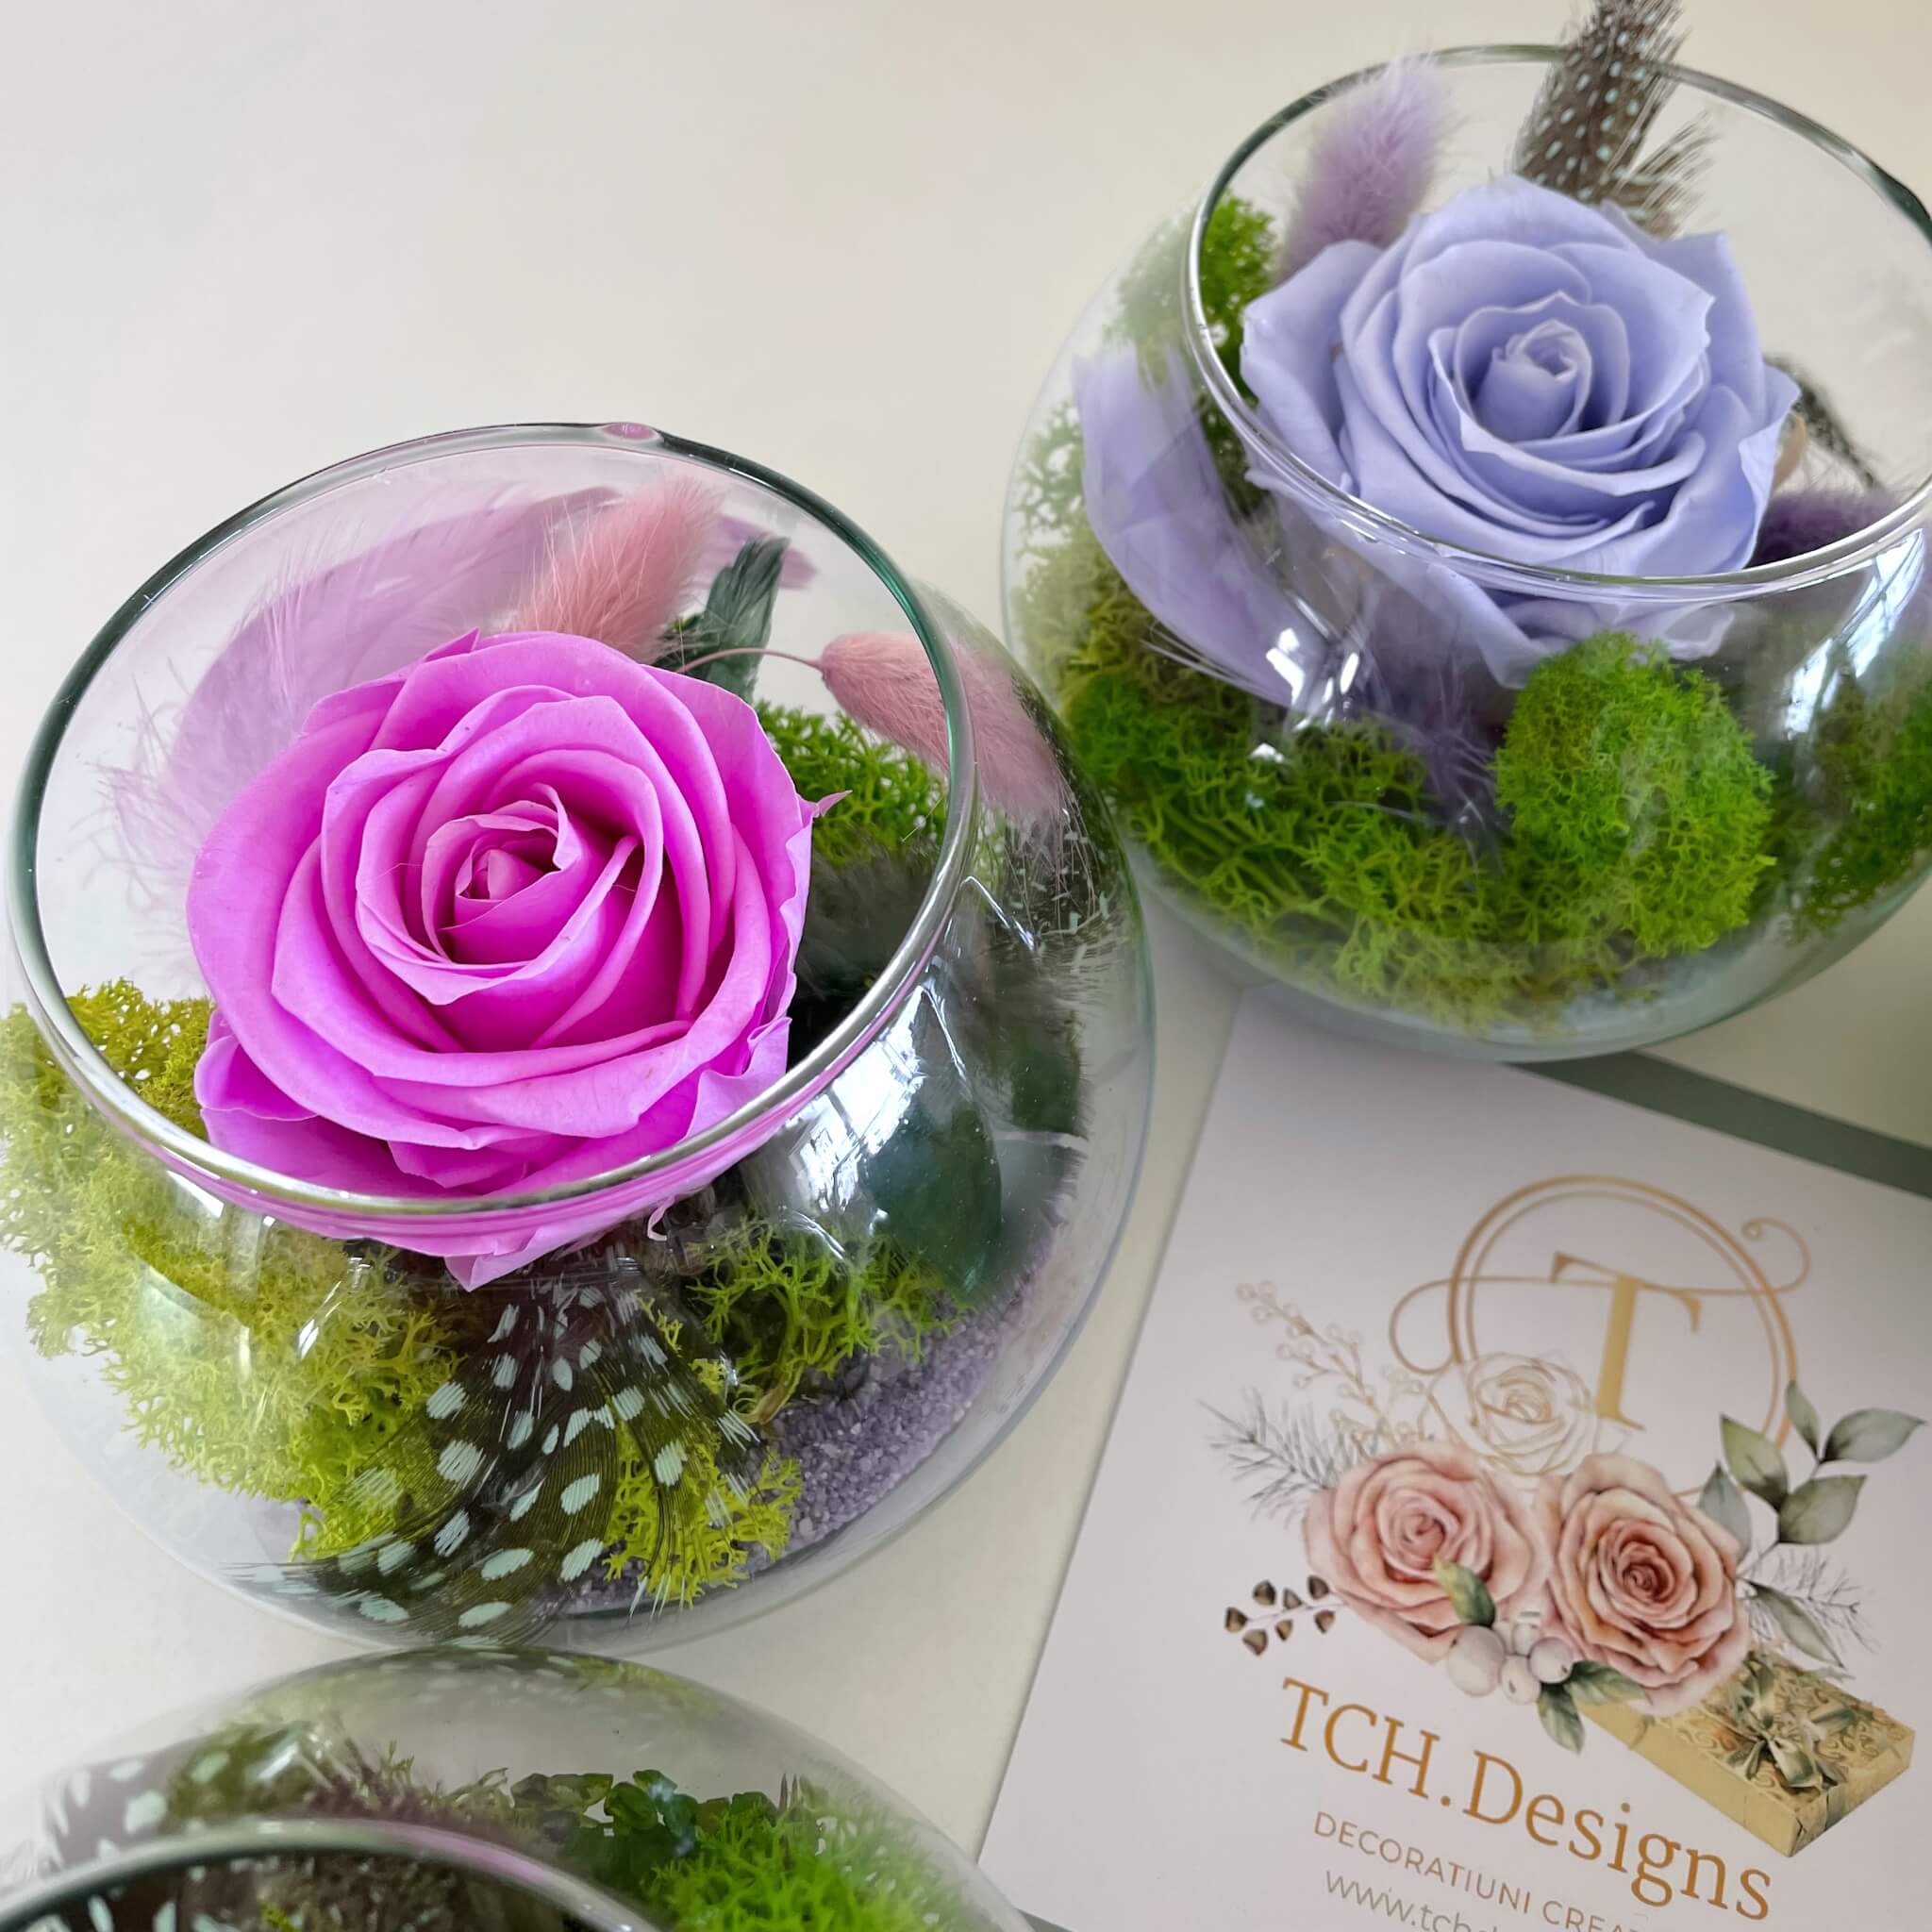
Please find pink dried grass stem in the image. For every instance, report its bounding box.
[818,631,1065,822]
[508,478,720,658]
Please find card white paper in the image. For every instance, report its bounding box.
[984,996,1927,1932]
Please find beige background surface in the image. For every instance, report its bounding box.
[2,0,1928,1872]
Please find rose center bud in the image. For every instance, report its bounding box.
[422,787,627,974]
[459,830,554,904]
[1475,317,1591,443]
[1388,1494,1457,1572]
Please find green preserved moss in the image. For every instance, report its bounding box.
[1024,525,1782,1030]
[757,702,947,871]
[1110,193,1278,387]
[154,1728,971,1932]
[1494,634,1775,958]
[682,1222,955,1423]
[647,1787,964,1932]
[598,1397,801,1609]
[1786,666,1932,934]
[1018,193,1280,554]
[0,989,470,1544]
[520,1764,972,1932]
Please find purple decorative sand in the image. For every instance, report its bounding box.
[774,1275,1035,1550]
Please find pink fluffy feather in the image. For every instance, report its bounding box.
[818,630,1064,822]
[1277,55,1450,281]
[103,491,605,944]
[508,478,720,657]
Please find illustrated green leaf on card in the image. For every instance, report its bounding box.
[1822,1407,1924,1466]
[1432,1557,1495,1628]
[1539,1684,1585,1754]
[1564,1660,1647,1706]
[1776,1474,1865,1545]
[1697,1463,1753,1555]
[1751,1583,1842,1665]
[1785,1381,1824,1457]
[1721,1415,1789,1508]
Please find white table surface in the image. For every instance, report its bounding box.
[4,0,1929,1877]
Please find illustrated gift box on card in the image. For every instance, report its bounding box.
[1588,1652,1913,1857]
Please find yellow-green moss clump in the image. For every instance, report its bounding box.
[2,984,806,1601]
[599,1407,801,1610]
[0,985,469,1551]
[1494,634,1774,959]
[756,703,946,870]
[683,1222,956,1422]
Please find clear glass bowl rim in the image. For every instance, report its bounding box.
[1185,43,1932,603]
[4,422,983,1223]
[0,1817,655,1932]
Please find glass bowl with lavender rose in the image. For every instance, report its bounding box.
[0,422,1151,1650]
[1004,9,1932,1059]
[0,1647,1034,1932]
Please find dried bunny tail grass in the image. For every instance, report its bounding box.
[1510,0,1705,235]
[818,630,1065,822]
[508,477,720,658]
[1278,55,1451,280]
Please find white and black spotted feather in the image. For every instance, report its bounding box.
[1511,0,1707,236]
[236,1250,759,1641]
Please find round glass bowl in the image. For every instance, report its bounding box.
[1003,48,1932,1058]
[0,1648,1033,1931]
[1,423,1152,1648]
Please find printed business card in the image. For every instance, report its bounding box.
[983,996,1925,1932]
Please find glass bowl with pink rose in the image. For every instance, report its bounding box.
[0,422,1152,1650]
[1003,22,1932,1059]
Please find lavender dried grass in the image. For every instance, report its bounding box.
[1277,56,1451,281]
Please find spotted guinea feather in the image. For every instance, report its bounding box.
[238,1252,758,1641]
[1509,0,1705,235]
